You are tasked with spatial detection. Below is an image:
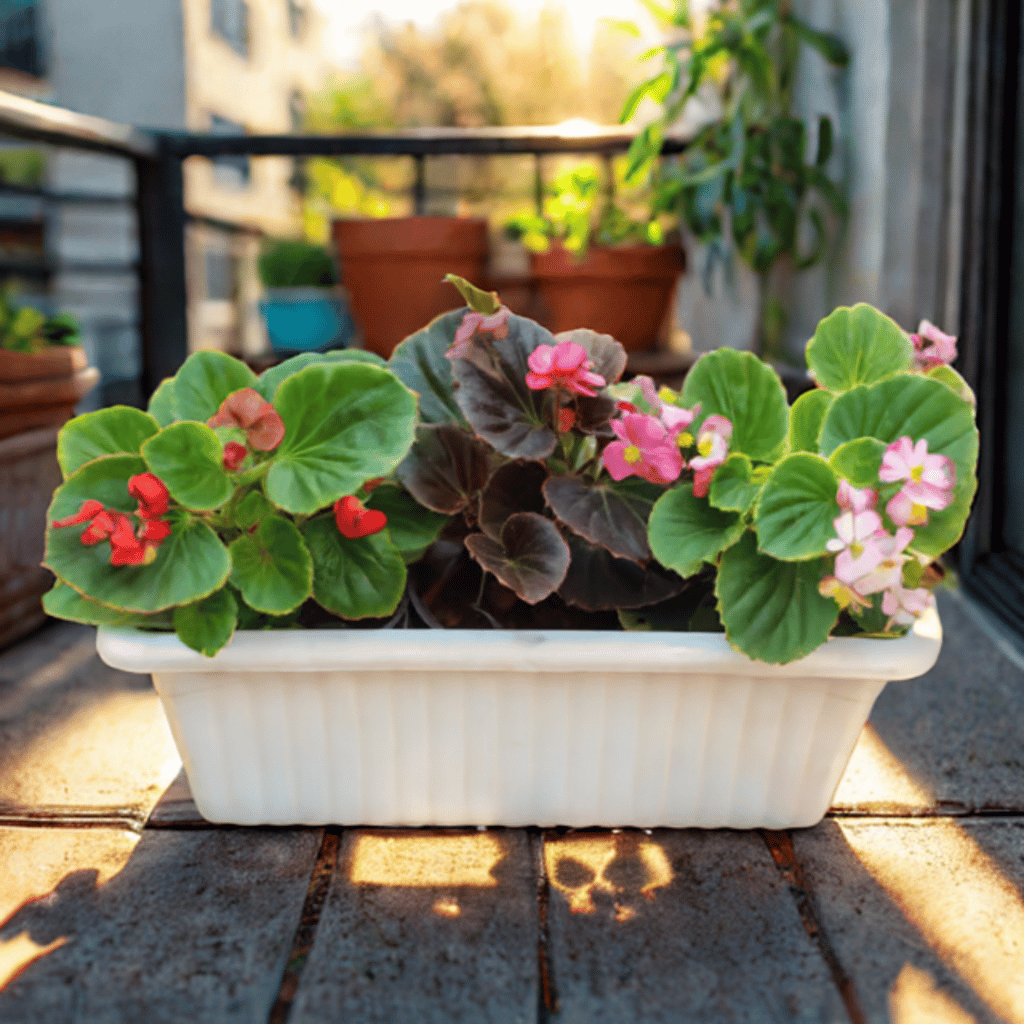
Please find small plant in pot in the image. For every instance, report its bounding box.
[42,279,977,828]
[258,237,356,355]
[505,163,685,353]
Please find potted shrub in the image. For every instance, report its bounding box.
[42,279,975,828]
[507,163,684,353]
[619,0,849,358]
[332,216,489,359]
[0,295,98,647]
[257,238,356,354]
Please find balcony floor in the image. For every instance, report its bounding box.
[1,589,1023,1023]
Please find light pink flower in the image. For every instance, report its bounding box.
[837,480,877,513]
[879,437,955,525]
[882,585,934,628]
[636,376,701,440]
[849,528,915,596]
[525,341,606,397]
[910,320,957,368]
[689,415,733,497]
[827,509,885,583]
[819,575,872,613]
[446,307,510,360]
[602,412,684,485]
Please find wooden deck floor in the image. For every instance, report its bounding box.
[2,589,1024,1023]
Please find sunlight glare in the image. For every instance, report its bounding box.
[349,833,503,887]
[889,964,979,1024]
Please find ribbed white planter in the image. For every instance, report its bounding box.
[97,611,942,830]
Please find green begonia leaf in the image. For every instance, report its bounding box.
[233,489,273,531]
[169,350,258,423]
[141,421,233,511]
[229,515,313,615]
[829,437,886,488]
[708,453,760,514]
[173,588,238,656]
[648,483,746,578]
[363,484,449,562]
[805,304,914,393]
[256,349,387,401]
[819,373,978,555]
[754,453,840,560]
[266,362,418,515]
[42,580,173,629]
[788,388,832,453]
[147,378,178,427]
[388,308,468,425]
[717,531,839,664]
[57,407,160,479]
[681,348,789,461]
[927,364,976,406]
[45,456,231,612]
[302,514,407,619]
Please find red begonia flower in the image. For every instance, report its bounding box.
[81,510,119,545]
[558,407,576,433]
[128,473,170,519]
[109,515,155,566]
[138,519,173,544]
[51,499,105,529]
[223,441,248,472]
[334,495,388,540]
[208,388,285,451]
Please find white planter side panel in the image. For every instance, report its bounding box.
[153,667,887,829]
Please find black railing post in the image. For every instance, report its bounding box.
[136,142,188,398]
[413,154,426,215]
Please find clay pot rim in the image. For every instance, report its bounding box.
[333,216,489,258]
[530,241,685,280]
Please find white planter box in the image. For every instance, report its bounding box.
[97,611,942,830]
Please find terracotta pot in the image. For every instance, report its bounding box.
[530,243,686,352]
[0,426,62,649]
[0,347,99,440]
[332,217,489,358]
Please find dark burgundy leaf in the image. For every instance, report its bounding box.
[479,461,548,541]
[465,512,570,604]
[395,423,493,515]
[617,573,715,631]
[554,328,628,386]
[558,531,687,610]
[451,314,559,460]
[574,393,616,436]
[543,475,660,562]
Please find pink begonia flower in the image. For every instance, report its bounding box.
[446,307,510,360]
[882,585,934,627]
[689,415,733,497]
[637,376,701,441]
[879,437,955,526]
[837,480,877,513]
[818,575,872,613]
[525,341,606,397]
[602,412,684,485]
[910,320,957,368]
[848,527,915,596]
[827,508,885,583]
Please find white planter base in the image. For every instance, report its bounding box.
[97,613,942,829]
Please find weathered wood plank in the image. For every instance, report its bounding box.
[794,818,1024,1024]
[290,828,538,1023]
[0,623,180,819]
[0,827,319,1023]
[545,829,845,1022]
[832,590,1024,816]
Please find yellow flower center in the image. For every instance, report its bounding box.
[142,545,159,566]
[658,386,676,403]
[910,465,924,483]
[850,541,864,558]
[697,436,714,458]
[676,431,694,449]
[623,445,643,464]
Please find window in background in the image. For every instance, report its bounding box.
[0,0,43,77]
[209,114,251,189]
[211,0,250,58]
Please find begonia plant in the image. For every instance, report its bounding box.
[42,275,978,665]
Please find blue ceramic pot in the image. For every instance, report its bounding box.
[260,287,356,353]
